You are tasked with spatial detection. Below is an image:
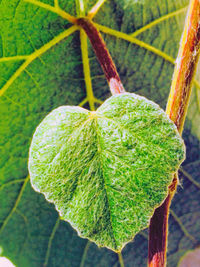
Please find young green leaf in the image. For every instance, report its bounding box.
[29,93,185,251]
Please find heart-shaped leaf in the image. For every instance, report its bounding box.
[29,93,185,251]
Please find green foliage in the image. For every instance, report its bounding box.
[0,0,199,266]
[29,93,185,251]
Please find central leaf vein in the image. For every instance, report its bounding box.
[98,114,173,160]
[94,117,118,248]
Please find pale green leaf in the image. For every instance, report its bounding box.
[29,93,185,251]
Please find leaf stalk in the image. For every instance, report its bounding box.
[148,0,200,266]
[77,18,125,94]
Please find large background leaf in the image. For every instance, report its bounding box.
[0,0,199,266]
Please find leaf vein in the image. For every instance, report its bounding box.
[0,25,78,98]
[170,209,197,243]
[94,117,118,249]
[79,241,91,267]
[98,114,173,160]
[180,167,200,190]
[47,116,90,168]
[24,0,77,23]
[0,176,29,235]
[0,178,26,192]
[44,217,60,267]
[80,29,95,111]
[131,5,188,37]
[0,55,28,63]
[95,23,175,64]
[88,0,107,19]
[95,23,200,112]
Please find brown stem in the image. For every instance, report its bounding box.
[77,18,125,95]
[148,176,177,267]
[148,1,200,266]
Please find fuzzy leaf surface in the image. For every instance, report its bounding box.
[29,93,185,251]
